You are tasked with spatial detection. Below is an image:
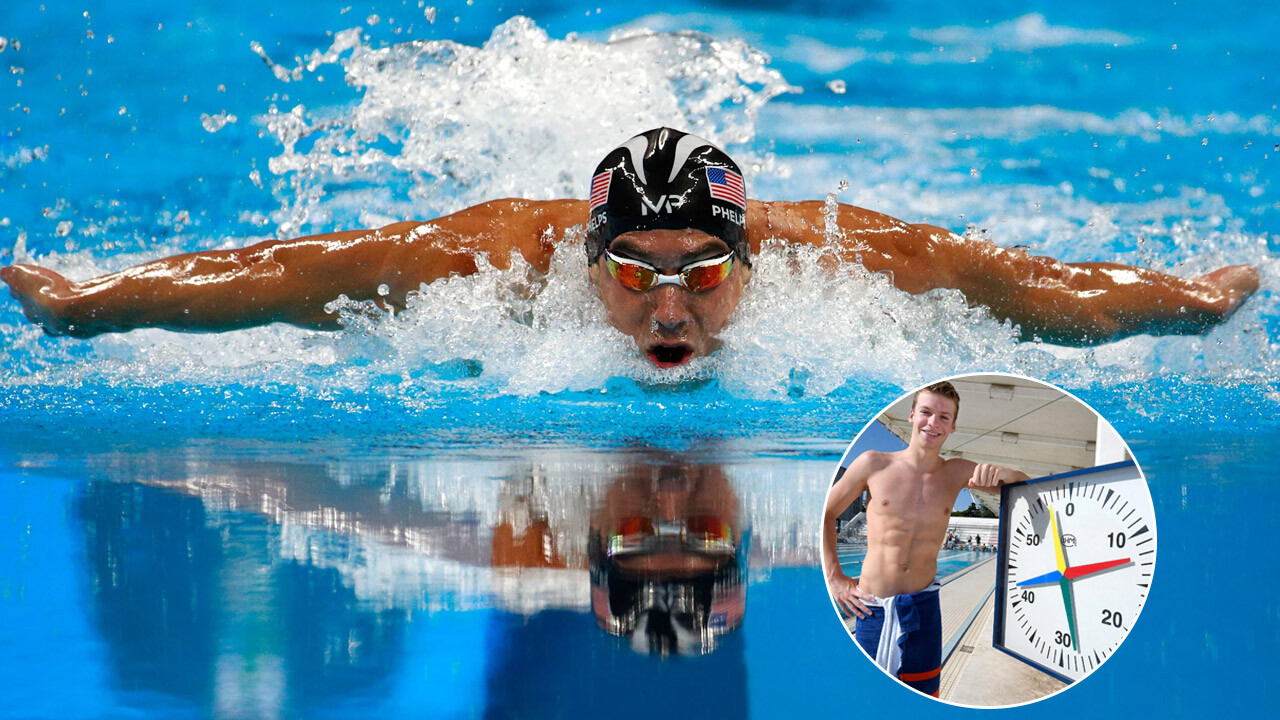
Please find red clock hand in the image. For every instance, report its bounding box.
[1063,557,1130,580]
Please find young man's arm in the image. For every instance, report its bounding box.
[822,453,879,620]
[1,199,585,337]
[750,200,1259,345]
[966,462,1030,488]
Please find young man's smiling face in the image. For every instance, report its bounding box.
[589,228,750,369]
[909,390,958,449]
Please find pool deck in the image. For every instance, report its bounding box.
[840,556,1067,705]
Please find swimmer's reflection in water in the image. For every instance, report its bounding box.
[586,464,746,657]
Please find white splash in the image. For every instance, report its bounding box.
[256,16,795,237]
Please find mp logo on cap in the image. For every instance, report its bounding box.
[641,195,683,215]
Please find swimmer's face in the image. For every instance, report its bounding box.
[589,229,750,369]
[909,391,958,449]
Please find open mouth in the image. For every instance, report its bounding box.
[646,343,695,368]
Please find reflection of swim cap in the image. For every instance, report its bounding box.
[585,127,750,266]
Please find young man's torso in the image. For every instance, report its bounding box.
[859,451,971,597]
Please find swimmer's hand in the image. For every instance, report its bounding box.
[828,574,875,620]
[0,265,85,337]
[967,463,1028,488]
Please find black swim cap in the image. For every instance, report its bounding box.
[584,127,749,266]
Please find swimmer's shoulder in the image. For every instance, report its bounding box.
[430,198,587,229]
[847,449,898,483]
[747,199,918,249]
[942,456,978,483]
[390,199,590,273]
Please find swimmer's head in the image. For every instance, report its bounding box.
[585,128,752,369]
[912,381,961,421]
[584,127,749,266]
[910,381,960,447]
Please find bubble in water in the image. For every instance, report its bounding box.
[424,6,437,23]
[55,220,73,237]
[366,14,381,26]
[377,283,390,296]
[0,37,8,52]
[826,79,846,94]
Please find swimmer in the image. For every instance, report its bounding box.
[821,382,1028,697]
[1,128,1260,368]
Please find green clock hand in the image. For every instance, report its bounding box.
[1050,506,1079,652]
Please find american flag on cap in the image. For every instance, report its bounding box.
[589,170,612,211]
[706,167,745,209]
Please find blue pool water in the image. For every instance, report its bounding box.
[2,0,1278,716]
[836,545,990,581]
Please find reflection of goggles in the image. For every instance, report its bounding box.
[605,250,735,293]
[608,515,735,556]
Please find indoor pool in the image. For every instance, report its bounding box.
[2,0,1277,717]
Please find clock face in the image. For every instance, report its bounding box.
[996,461,1156,683]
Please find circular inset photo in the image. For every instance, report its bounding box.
[820,374,1156,707]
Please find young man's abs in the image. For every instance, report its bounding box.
[860,466,959,596]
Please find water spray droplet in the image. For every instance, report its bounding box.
[200,111,238,132]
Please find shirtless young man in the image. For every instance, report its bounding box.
[1,127,1260,369]
[821,381,1029,697]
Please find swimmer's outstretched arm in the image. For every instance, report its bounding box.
[1,199,580,337]
[753,201,1260,345]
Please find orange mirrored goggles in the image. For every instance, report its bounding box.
[604,250,736,293]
